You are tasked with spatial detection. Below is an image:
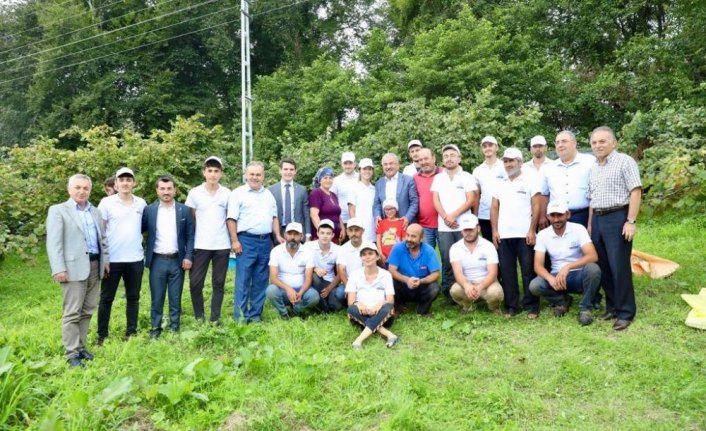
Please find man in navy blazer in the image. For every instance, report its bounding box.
[373,153,419,228]
[142,175,195,338]
[268,158,311,239]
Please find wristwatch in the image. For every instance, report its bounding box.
[626,218,636,224]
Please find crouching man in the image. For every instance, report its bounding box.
[529,201,601,325]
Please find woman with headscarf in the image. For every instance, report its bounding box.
[309,166,343,243]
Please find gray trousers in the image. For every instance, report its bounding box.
[62,261,100,357]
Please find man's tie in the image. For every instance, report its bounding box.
[284,184,292,225]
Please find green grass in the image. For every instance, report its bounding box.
[1,217,706,430]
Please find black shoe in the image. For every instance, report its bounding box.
[579,311,594,326]
[598,311,616,321]
[613,319,631,331]
[96,336,106,346]
[149,328,162,339]
[67,354,84,368]
[78,349,94,361]
[123,332,137,341]
[553,296,573,317]
[280,313,290,321]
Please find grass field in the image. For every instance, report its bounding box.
[1,216,706,430]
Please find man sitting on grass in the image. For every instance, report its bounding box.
[529,201,601,326]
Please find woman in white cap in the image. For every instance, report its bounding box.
[345,242,399,349]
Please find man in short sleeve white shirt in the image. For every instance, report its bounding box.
[336,218,367,287]
[431,144,478,300]
[266,222,319,319]
[449,215,503,313]
[185,156,231,323]
[529,201,601,326]
[96,167,147,343]
[402,139,423,177]
[472,135,506,241]
[303,219,345,312]
[332,151,359,228]
[491,148,541,318]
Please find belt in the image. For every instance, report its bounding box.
[569,207,589,213]
[238,231,271,240]
[593,205,628,216]
[154,252,179,259]
[88,253,100,262]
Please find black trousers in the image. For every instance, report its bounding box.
[189,249,230,322]
[497,238,538,314]
[98,260,144,338]
[393,280,440,315]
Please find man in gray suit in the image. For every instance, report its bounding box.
[46,174,109,368]
[268,158,311,239]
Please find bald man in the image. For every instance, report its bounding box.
[387,224,441,316]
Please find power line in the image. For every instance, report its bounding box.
[252,0,315,17]
[2,4,239,76]
[0,0,221,65]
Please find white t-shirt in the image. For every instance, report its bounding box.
[430,169,477,232]
[336,241,364,278]
[402,164,418,177]
[347,181,376,241]
[98,194,146,262]
[332,172,359,223]
[472,160,506,220]
[302,240,339,282]
[535,222,592,274]
[449,237,498,283]
[268,244,314,290]
[185,184,231,250]
[493,172,540,239]
[344,267,395,308]
[540,153,595,210]
[523,158,552,175]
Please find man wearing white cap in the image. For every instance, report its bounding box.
[266,222,319,319]
[97,167,147,344]
[336,217,367,287]
[185,156,231,324]
[449,214,504,314]
[432,143,478,301]
[491,147,541,318]
[529,201,601,326]
[303,219,345,312]
[523,135,552,174]
[332,151,359,229]
[402,139,423,177]
[472,136,506,241]
[347,158,377,242]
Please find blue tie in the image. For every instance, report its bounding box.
[284,184,292,225]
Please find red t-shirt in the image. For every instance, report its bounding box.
[377,218,405,258]
[414,168,442,229]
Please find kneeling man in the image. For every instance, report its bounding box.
[529,201,601,325]
[266,222,320,319]
[449,215,504,313]
[387,223,440,316]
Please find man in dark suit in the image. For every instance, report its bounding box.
[46,174,109,368]
[373,153,419,229]
[142,175,195,338]
[268,158,311,239]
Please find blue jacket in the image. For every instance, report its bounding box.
[142,201,195,268]
[373,173,419,222]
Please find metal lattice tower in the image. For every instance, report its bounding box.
[240,0,253,179]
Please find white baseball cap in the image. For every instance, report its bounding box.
[382,198,399,210]
[547,201,569,215]
[459,214,479,230]
[347,217,364,229]
[481,136,498,145]
[285,222,303,233]
[502,148,523,160]
[115,167,135,178]
[318,219,335,230]
[530,136,547,147]
[359,241,379,255]
[204,156,224,167]
[407,139,423,149]
[341,152,356,163]
[442,143,461,155]
[358,158,374,169]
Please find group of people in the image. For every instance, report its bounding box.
[47,125,642,365]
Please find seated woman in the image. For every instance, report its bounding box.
[345,241,400,349]
[309,166,343,243]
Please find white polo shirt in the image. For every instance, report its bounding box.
[493,172,540,239]
[535,222,592,274]
[430,169,477,232]
[523,158,552,175]
[98,194,146,262]
[303,240,339,282]
[185,184,231,250]
[344,267,395,308]
[269,244,314,290]
[227,185,277,235]
[449,237,498,283]
[336,241,364,277]
[332,172,359,223]
[540,153,595,210]
[348,181,376,241]
[472,160,506,220]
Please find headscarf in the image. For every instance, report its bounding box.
[312,166,335,189]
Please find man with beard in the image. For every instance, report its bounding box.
[472,136,506,241]
[529,201,601,326]
[403,139,423,177]
[412,148,443,248]
[266,222,319,319]
[336,218,368,287]
[449,215,503,314]
[491,148,541,318]
[387,224,440,316]
[523,135,552,175]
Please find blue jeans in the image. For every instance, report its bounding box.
[149,256,184,331]
[422,227,438,250]
[498,237,537,313]
[312,274,345,312]
[591,208,635,320]
[265,285,320,317]
[234,234,272,323]
[347,302,395,331]
[438,231,463,295]
[529,263,601,310]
